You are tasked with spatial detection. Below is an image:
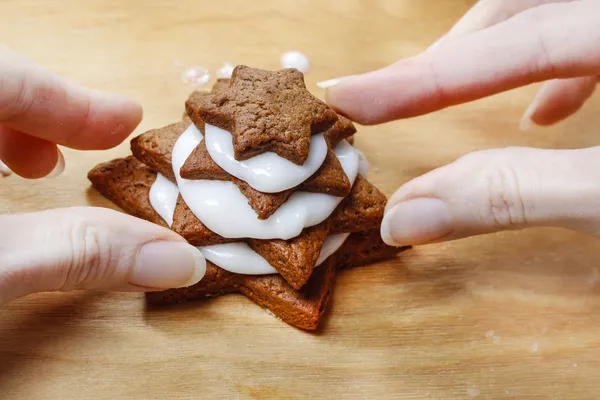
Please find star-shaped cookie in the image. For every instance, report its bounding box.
[185,66,339,165]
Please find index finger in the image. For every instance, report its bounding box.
[325,1,600,125]
[0,46,142,150]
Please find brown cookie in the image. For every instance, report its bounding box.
[188,82,354,148]
[336,229,410,270]
[171,195,236,246]
[185,66,338,165]
[94,154,386,246]
[145,229,409,330]
[247,221,331,290]
[184,81,230,133]
[146,261,243,305]
[87,156,168,227]
[329,175,387,234]
[89,156,388,285]
[324,115,357,148]
[179,140,351,219]
[130,121,189,183]
[167,175,386,246]
[133,119,351,220]
[240,256,337,330]
[88,156,335,289]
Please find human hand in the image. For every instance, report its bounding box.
[321,0,600,246]
[0,46,206,304]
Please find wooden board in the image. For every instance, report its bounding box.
[1,1,600,398]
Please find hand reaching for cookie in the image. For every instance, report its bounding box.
[0,46,206,304]
[323,0,600,246]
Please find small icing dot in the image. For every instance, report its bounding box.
[181,66,210,86]
[280,51,310,73]
[216,62,235,79]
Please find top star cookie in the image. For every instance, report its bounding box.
[185,66,339,165]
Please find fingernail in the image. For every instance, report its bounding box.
[380,198,452,246]
[0,159,12,177]
[317,78,343,89]
[46,148,65,178]
[520,83,549,131]
[132,242,206,289]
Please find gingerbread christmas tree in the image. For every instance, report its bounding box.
[88,66,409,330]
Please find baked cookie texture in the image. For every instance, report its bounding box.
[88,67,409,330]
[185,66,338,165]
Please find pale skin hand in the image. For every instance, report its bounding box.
[322,0,600,246]
[0,46,206,304]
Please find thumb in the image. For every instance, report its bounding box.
[0,207,206,304]
[380,146,600,246]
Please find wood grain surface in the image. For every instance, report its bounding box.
[1,1,600,399]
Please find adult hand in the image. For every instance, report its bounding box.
[321,0,600,246]
[0,46,206,304]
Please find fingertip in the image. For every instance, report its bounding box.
[0,128,59,179]
[522,77,597,128]
[324,71,389,125]
[381,198,453,246]
[84,89,144,150]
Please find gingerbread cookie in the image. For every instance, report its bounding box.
[185,66,338,165]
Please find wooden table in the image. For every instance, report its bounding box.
[1,1,600,398]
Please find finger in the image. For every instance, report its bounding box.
[443,0,575,39]
[0,126,64,179]
[0,46,143,150]
[0,207,206,304]
[325,1,600,124]
[521,76,597,129]
[380,146,600,246]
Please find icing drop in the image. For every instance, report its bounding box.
[172,125,360,240]
[148,173,179,227]
[216,62,235,79]
[204,123,328,193]
[280,51,310,73]
[181,66,210,86]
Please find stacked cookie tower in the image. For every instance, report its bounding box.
[89,66,408,330]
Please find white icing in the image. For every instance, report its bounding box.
[204,124,328,193]
[172,125,360,240]
[199,233,350,275]
[200,243,277,275]
[216,62,234,79]
[357,149,369,177]
[149,173,179,227]
[280,51,310,73]
[315,233,351,266]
